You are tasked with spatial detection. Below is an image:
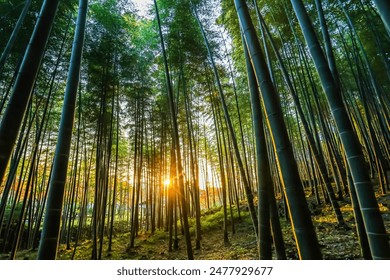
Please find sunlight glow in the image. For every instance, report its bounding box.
[163,179,170,186]
[132,0,153,18]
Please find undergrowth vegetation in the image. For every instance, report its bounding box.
[2,193,388,260]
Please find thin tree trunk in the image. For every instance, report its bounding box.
[108,83,120,252]
[0,0,32,73]
[243,33,272,259]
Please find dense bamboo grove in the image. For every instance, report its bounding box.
[0,0,389,260]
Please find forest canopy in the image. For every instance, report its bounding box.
[0,0,389,260]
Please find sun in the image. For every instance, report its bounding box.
[163,179,170,186]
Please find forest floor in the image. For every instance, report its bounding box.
[4,190,388,260]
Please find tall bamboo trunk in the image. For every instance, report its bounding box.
[290,0,390,259]
[38,0,88,260]
[234,0,322,259]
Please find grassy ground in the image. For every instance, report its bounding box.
[2,192,389,260]
[59,191,390,260]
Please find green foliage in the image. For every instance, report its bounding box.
[144,229,167,243]
[187,205,247,235]
[4,202,22,224]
